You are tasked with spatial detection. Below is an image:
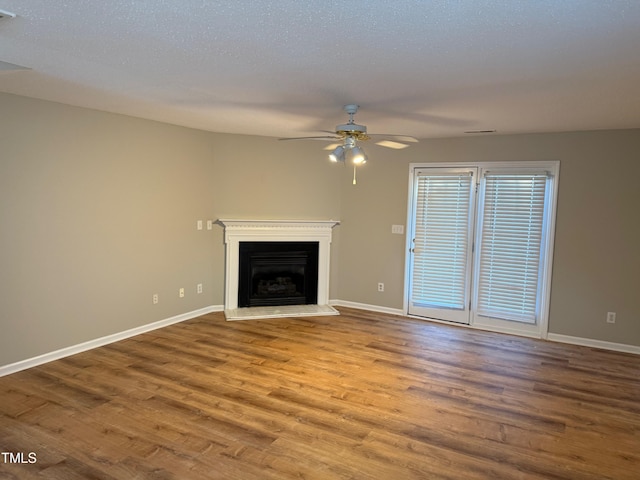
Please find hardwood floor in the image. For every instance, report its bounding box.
[1,307,639,479]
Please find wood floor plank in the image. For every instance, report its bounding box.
[1,307,639,479]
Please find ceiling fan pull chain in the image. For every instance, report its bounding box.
[353,165,357,185]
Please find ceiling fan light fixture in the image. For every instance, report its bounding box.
[329,145,345,163]
[351,146,367,165]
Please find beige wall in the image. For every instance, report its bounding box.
[0,93,342,366]
[337,131,640,346]
[1,92,639,367]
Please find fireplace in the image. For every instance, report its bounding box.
[238,241,319,307]
[217,219,339,316]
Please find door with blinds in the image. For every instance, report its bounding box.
[407,163,558,338]
[407,168,477,323]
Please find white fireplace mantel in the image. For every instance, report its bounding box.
[217,219,340,311]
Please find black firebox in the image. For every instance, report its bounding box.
[237,241,319,308]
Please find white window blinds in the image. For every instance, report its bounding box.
[411,172,474,310]
[475,172,549,323]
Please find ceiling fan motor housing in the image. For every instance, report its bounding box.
[336,123,369,141]
[335,104,370,140]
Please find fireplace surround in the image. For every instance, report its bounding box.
[218,219,339,319]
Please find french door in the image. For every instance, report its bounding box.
[406,162,559,338]
[407,168,477,323]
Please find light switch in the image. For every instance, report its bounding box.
[392,225,404,235]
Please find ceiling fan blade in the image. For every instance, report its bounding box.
[278,135,340,141]
[323,143,342,151]
[279,105,420,155]
[368,133,419,143]
[375,140,411,150]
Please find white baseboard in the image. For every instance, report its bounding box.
[330,299,405,316]
[547,333,640,355]
[0,305,224,377]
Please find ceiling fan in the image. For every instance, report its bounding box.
[279,104,418,184]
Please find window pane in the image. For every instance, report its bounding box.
[476,174,548,323]
[412,173,473,310]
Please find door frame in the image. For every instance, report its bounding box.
[403,161,560,339]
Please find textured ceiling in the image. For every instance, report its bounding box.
[1,1,639,139]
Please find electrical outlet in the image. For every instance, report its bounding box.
[179,287,185,298]
[197,283,203,294]
[152,293,159,305]
[606,312,616,323]
[378,282,384,292]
